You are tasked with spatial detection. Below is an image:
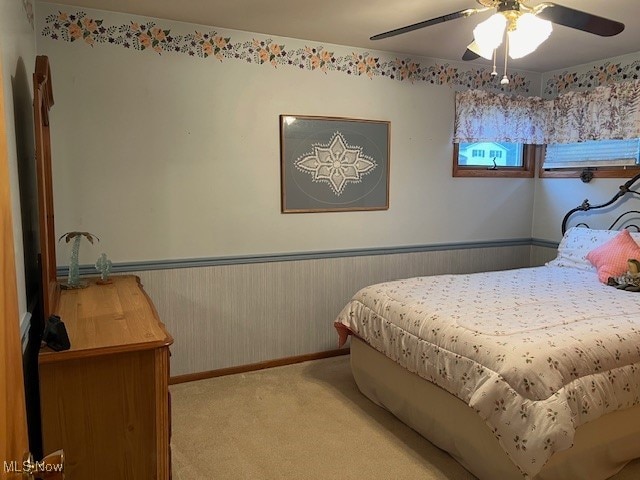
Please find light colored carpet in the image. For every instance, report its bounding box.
[170,356,640,480]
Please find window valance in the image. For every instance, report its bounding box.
[454,79,640,145]
[454,90,547,144]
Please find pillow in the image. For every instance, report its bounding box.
[547,227,640,271]
[586,229,640,283]
[547,227,620,271]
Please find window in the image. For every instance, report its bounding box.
[453,142,537,178]
[540,138,640,179]
[453,83,639,180]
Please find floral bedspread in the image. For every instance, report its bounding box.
[334,266,640,478]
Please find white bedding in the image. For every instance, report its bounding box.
[335,265,640,478]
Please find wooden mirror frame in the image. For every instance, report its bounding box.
[33,55,58,320]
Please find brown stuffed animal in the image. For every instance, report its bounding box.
[607,259,640,291]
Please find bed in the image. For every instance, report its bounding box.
[334,175,640,480]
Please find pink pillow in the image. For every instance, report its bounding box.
[586,229,640,283]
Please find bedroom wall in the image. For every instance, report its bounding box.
[532,52,640,243]
[1,0,37,342]
[36,3,541,265]
[34,3,544,375]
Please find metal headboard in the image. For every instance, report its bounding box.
[561,172,640,235]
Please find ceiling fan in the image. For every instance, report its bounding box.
[370,1,625,84]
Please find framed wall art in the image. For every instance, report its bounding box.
[280,115,390,213]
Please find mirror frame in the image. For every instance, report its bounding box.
[33,55,58,319]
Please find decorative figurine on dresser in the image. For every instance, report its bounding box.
[95,252,113,284]
[58,231,99,289]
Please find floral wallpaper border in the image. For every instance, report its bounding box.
[40,10,533,94]
[544,59,640,97]
[39,9,640,98]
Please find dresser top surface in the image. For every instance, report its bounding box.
[40,275,173,363]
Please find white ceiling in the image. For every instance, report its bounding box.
[48,0,640,72]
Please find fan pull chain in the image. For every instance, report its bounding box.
[491,48,497,76]
[500,34,510,85]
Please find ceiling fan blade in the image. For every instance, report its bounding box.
[370,8,484,41]
[462,43,481,61]
[535,3,624,37]
[462,41,493,61]
[462,49,481,61]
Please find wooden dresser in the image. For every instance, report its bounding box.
[39,275,173,479]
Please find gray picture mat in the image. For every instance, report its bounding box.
[281,117,389,212]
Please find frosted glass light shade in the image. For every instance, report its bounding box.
[473,13,507,56]
[508,13,552,59]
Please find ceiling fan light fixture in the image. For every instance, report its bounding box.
[472,13,507,56]
[507,13,552,59]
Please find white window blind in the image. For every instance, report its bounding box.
[543,139,640,169]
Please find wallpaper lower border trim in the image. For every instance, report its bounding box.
[531,238,559,249]
[56,237,559,276]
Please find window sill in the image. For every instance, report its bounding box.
[453,168,534,178]
[538,167,640,179]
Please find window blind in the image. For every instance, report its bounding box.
[543,139,640,169]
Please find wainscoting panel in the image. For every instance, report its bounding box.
[134,245,530,376]
[530,245,558,266]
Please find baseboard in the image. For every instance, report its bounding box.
[169,348,350,385]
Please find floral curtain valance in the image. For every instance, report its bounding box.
[547,81,640,143]
[454,90,548,144]
[454,79,640,144]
